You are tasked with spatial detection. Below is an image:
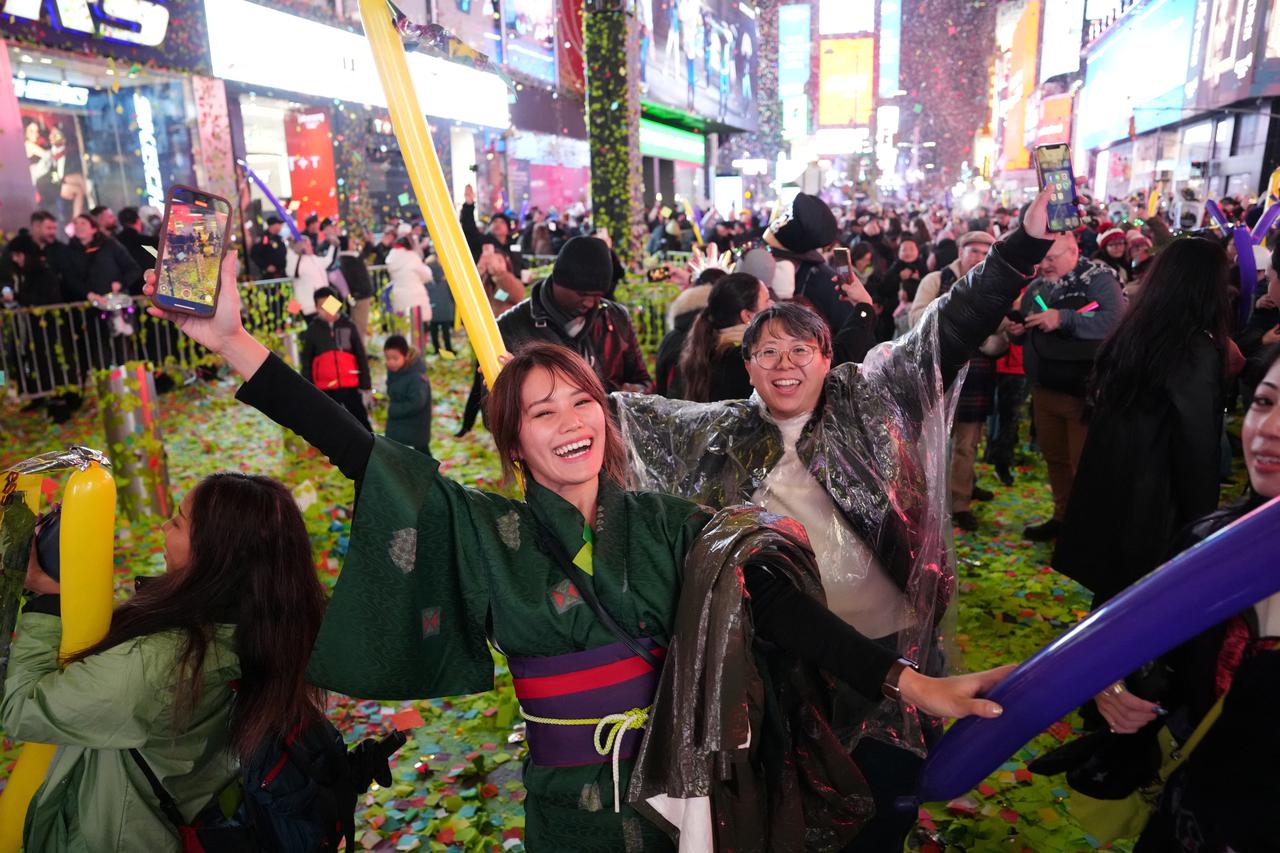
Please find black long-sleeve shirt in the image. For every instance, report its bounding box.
[237,354,899,700]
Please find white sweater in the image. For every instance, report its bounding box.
[751,409,908,640]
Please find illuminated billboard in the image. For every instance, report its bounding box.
[818,37,874,127]
[504,0,557,83]
[1036,93,1073,145]
[778,4,811,139]
[819,0,875,34]
[999,0,1040,171]
[640,0,760,130]
[879,0,901,96]
[1076,0,1195,149]
[1190,0,1259,108]
[1039,0,1085,81]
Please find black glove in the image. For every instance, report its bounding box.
[347,730,407,791]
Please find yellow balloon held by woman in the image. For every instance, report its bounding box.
[0,461,115,853]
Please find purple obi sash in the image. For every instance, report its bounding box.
[509,638,664,768]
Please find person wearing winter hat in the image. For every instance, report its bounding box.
[1125,232,1155,292]
[1092,227,1130,284]
[763,193,855,330]
[497,235,652,394]
[452,236,654,438]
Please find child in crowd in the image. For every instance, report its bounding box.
[300,287,372,431]
[382,334,432,452]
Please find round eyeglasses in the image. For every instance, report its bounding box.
[750,343,818,370]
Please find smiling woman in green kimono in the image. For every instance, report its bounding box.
[145,259,1012,852]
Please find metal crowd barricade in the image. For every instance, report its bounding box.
[0,266,395,403]
[0,261,688,401]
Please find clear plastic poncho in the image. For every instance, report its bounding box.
[615,304,963,757]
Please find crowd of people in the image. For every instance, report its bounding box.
[3,178,1280,853]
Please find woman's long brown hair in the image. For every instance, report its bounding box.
[678,273,763,402]
[67,473,327,761]
[484,342,629,487]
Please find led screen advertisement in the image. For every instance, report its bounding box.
[503,0,556,83]
[778,3,811,139]
[878,0,901,96]
[433,0,504,67]
[1076,0,1195,150]
[999,0,1040,171]
[1036,93,1073,145]
[284,108,340,223]
[1039,0,1086,81]
[639,0,760,130]
[818,37,874,127]
[819,0,874,35]
[0,0,210,72]
[1190,0,1261,108]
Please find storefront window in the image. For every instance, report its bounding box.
[14,46,196,221]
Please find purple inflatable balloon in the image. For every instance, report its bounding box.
[1250,202,1280,243]
[237,159,302,242]
[1233,226,1260,327]
[916,495,1280,804]
[1204,198,1228,230]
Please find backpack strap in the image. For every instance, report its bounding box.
[129,748,189,830]
[533,520,662,671]
[1158,691,1228,783]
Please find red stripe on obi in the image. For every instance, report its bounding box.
[512,648,666,699]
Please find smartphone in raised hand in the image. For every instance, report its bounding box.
[1034,144,1081,233]
[832,246,853,282]
[151,185,233,318]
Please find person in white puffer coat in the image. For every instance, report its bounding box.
[287,239,330,319]
[385,237,433,328]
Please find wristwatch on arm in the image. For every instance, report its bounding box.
[882,657,920,701]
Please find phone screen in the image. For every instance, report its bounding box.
[1035,145,1081,233]
[832,247,853,282]
[156,186,231,312]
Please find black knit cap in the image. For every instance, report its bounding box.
[552,236,614,293]
[769,193,838,253]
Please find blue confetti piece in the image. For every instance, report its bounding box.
[458,804,478,818]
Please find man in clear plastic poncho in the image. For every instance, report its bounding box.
[614,190,1053,849]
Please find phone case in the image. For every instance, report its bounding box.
[150,184,234,318]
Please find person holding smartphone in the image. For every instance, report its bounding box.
[613,189,1056,851]
[1008,230,1124,542]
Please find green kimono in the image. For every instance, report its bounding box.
[306,437,709,852]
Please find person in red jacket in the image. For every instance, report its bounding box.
[300,287,371,431]
[986,287,1029,486]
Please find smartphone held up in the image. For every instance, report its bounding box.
[149,185,233,318]
[1034,144,1082,233]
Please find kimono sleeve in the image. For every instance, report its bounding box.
[306,437,500,700]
